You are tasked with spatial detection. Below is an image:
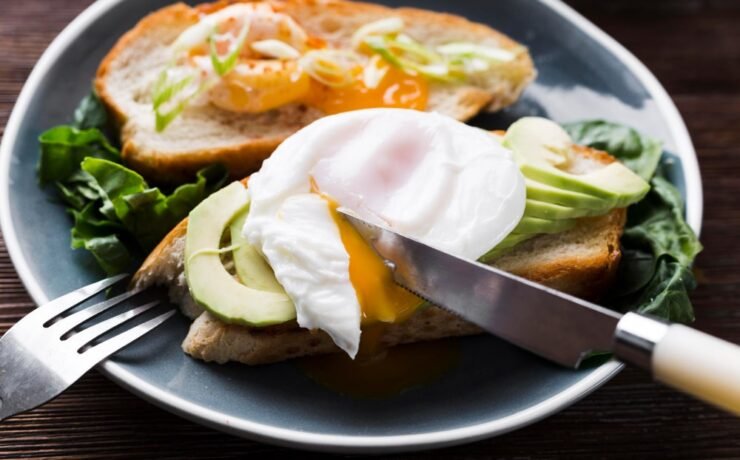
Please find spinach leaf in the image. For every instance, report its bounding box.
[564,120,662,181]
[82,158,227,249]
[37,90,228,274]
[73,91,109,131]
[38,126,118,183]
[623,175,702,267]
[567,121,701,322]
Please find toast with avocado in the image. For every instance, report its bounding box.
[132,117,647,365]
[95,0,535,182]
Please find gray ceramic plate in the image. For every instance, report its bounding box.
[0,0,702,453]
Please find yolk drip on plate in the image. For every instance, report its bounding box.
[304,65,429,114]
[298,338,460,399]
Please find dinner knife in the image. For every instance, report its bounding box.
[340,210,740,415]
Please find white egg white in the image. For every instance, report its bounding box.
[243,109,526,356]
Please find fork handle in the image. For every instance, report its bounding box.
[615,312,740,416]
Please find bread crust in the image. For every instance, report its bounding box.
[95,0,535,183]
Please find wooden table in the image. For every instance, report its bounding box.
[2,0,739,457]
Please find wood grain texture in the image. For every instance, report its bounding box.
[1,0,740,458]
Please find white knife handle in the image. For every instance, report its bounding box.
[614,312,740,415]
[653,324,740,415]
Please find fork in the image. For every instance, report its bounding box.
[0,274,175,421]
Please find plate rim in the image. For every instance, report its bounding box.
[0,0,703,453]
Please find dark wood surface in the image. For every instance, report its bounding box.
[2,0,740,458]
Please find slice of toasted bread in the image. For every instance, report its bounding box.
[132,145,626,365]
[95,0,535,182]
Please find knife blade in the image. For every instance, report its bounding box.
[339,210,621,368]
[338,210,740,416]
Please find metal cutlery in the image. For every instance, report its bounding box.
[0,275,174,421]
[342,210,740,415]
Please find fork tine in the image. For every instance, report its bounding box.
[80,310,176,364]
[65,300,161,351]
[47,288,143,338]
[34,274,129,322]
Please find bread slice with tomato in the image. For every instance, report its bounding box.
[95,0,535,182]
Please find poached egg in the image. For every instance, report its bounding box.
[243,109,526,357]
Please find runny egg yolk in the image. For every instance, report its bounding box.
[209,58,428,114]
[303,64,429,114]
[328,201,422,324]
[310,181,422,325]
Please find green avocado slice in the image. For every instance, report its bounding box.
[525,179,608,210]
[229,209,288,294]
[520,162,649,206]
[185,182,296,326]
[524,198,609,220]
[505,117,649,207]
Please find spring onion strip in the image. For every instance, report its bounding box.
[300,50,362,88]
[437,42,517,63]
[152,70,193,111]
[363,35,458,82]
[351,17,405,49]
[251,39,300,59]
[209,17,251,76]
[152,68,217,132]
[362,54,389,89]
[394,34,441,63]
[152,69,196,132]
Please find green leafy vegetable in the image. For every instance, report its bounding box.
[564,120,662,181]
[38,90,228,274]
[567,120,702,322]
[38,126,119,183]
[81,158,227,249]
[74,91,109,131]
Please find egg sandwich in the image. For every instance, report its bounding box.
[95,0,535,182]
[132,110,649,364]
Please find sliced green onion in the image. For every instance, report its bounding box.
[362,54,389,89]
[363,35,458,82]
[209,17,251,76]
[393,34,441,63]
[152,67,217,132]
[250,39,300,59]
[351,17,405,49]
[300,50,362,87]
[152,69,196,132]
[362,35,403,68]
[152,69,193,111]
[436,42,517,63]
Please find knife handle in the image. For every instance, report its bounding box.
[615,313,740,416]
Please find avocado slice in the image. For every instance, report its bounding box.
[525,179,608,210]
[524,198,608,220]
[505,117,649,206]
[185,182,295,326]
[514,216,576,235]
[520,162,649,206]
[229,209,287,294]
